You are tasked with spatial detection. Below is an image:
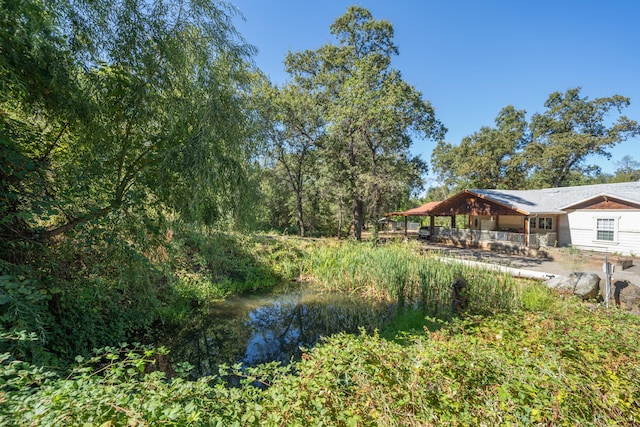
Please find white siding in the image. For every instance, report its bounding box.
[566,210,640,256]
[557,214,571,247]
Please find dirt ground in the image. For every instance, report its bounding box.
[418,240,640,286]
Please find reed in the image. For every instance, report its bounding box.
[308,240,524,316]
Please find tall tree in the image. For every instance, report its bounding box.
[256,81,324,237]
[432,87,640,191]
[526,87,640,187]
[285,6,445,240]
[432,106,528,190]
[1,0,257,250]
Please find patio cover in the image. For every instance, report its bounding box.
[429,190,528,216]
[387,201,442,217]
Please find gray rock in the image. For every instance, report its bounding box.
[544,272,601,300]
[609,280,640,314]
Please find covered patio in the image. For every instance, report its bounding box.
[428,190,552,251]
[385,201,442,237]
[387,191,557,253]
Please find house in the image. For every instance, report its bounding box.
[391,182,640,256]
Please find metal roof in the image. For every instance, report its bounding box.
[471,181,640,215]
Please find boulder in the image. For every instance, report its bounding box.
[610,280,640,314]
[544,272,601,300]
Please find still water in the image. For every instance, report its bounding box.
[165,284,393,377]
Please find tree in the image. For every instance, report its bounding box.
[285,6,445,240]
[432,87,640,191]
[612,155,640,182]
[255,81,324,237]
[1,0,257,251]
[526,88,640,187]
[432,106,528,190]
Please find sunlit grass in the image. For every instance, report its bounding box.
[307,240,524,317]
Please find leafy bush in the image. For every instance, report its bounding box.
[3,299,640,426]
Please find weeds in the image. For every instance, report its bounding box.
[3,300,639,426]
[3,235,640,426]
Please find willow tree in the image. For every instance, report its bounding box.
[1,0,257,252]
[285,6,445,240]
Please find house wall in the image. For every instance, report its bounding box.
[565,210,640,256]
[498,215,524,231]
[470,215,523,231]
[557,214,571,247]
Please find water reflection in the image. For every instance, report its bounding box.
[166,284,392,377]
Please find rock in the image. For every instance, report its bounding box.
[544,272,600,300]
[609,280,640,314]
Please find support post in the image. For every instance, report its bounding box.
[404,216,408,238]
[430,214,435,240]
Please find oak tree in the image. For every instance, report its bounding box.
[284,7,445,239]
[527,88,640,187]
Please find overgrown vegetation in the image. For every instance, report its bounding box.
[3,237,640,425]
[3,292,639,426]
[309,240,522,316]
[3,1,640,424]
[0,224,308,367]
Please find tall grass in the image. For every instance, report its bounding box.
[308,240,524,317]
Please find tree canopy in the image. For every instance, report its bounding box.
[432,87,640,191]
[280,6,445,239]
[1,0,257,252]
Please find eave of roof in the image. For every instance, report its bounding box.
[387,201,442,216]
[560,193,640,210]
[469,181,640,214]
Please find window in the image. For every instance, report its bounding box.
[531,217,553,230]
[596,218,615,241]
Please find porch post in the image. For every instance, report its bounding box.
[450,215,455,229]
[524,216,529,246]
[430,214,435,238]
[404,216,408,237]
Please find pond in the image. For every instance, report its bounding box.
[163,283,394,377]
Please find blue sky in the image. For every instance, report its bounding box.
[230,0,640,182]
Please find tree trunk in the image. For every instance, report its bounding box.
[352,198,364,240]
[296,192,306,237]
[337,199,343,239]
[371,189,382,242]
[309,191,318,236]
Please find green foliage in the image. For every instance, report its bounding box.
[283,6,445,240]
[520,281,559,312]
[432,105,528,191]
[610,155,640,183]
[1,0,258,252]
[3,299,640,426]
[163,225,309,305]
[254,79,325,237]
[432,87,640,190]
[308,240,522,316]
[0,0,267,371]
